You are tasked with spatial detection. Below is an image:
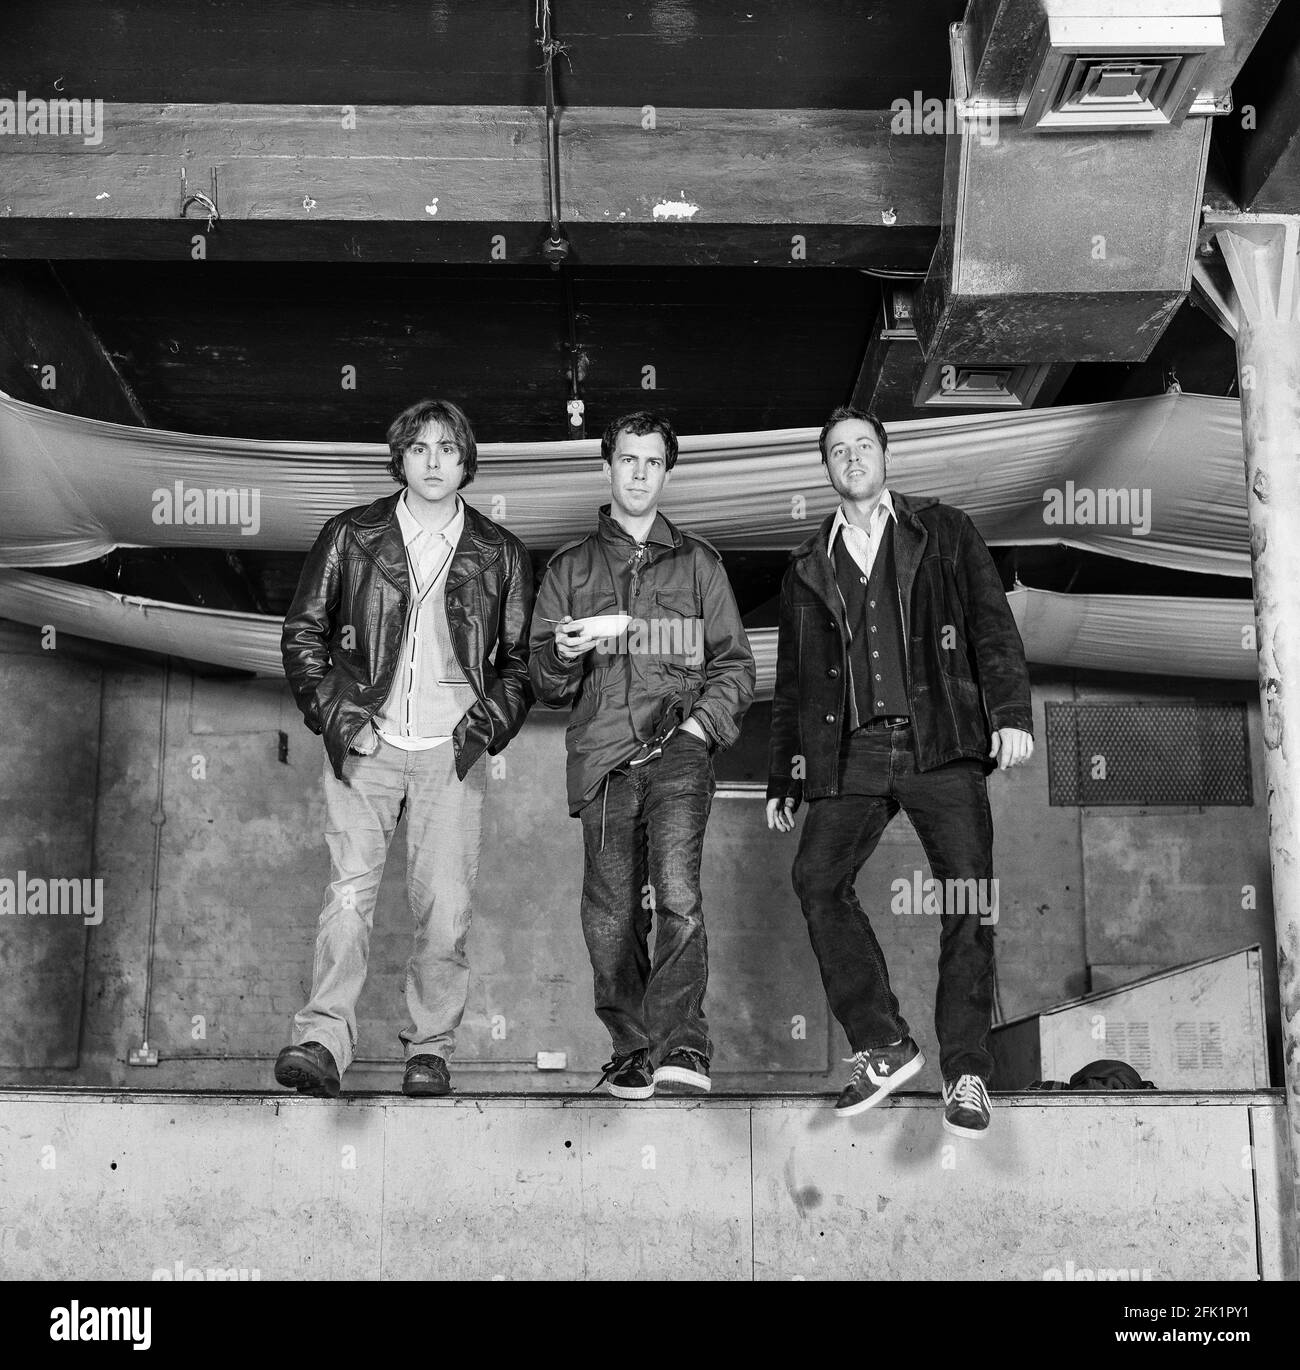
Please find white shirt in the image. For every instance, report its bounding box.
[374,491,465,751]
[827,488,896,579]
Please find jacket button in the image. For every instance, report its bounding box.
[825,713,835,724]
[827,667,839,679]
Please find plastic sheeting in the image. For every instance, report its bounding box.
[0,389,1248,574]
[0,570,1256,695]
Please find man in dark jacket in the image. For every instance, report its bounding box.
[275,399,532,1099]
[766,405,1032,1138]
[530,411,755,1099]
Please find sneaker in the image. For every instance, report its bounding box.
[273,1041,341,1098]
[595,1048,654,1100]
[942,1074,991,1139]
[835,1036,924,1116]
[653,1049,711,1094]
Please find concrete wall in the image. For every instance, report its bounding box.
[0,1091,1292,1280]
[0,625,1280,1093]
[0,631,101,1068]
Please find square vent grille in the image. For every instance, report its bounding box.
[1023,16,1223,130]
[915,359,1053,409]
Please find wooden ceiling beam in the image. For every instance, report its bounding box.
[0,0,963,110]
[0,104,942,268]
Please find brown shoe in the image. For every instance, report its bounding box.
[274,1042,341,1097]
[403,1054,451,1097]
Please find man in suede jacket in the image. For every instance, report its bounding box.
[766,405,1032,1140]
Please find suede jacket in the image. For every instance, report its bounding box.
[282,491,533,781]
[767,491,1032,806]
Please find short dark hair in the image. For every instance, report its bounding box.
[386,399,478,489]
[818,405,889,464]
[601,410,679,472]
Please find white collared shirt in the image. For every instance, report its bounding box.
[828,488,896,579]
[395,488,464,593]
[374,491,465,751]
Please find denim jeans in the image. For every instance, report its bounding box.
[791,722,996,1081]
[292,738,486,1073]
[578,730,716,1063]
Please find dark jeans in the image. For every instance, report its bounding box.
[791,722,996,1081]
[578,730,716,1063]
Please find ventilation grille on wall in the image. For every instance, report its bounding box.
[1103,1019,1228,1076]
[1102,1020,1152,1071]
[1174,1021,1224,1074]
[1046,701,1252,807]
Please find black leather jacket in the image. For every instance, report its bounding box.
[767,491,1032,806]
[282,491,533,781]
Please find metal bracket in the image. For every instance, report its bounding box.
[128,1041,160,1067]
[541,232,571,269]
[180,167,221,232]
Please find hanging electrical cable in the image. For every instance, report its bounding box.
[536,2,586,436]
[562,268,589,439]
[537,0,570,270]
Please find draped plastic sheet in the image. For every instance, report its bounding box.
[0,389,1248,574]
[0,571,1256,695]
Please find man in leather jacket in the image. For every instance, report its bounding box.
[530,411,754,1100]
[766,405,1033,1139]
[275,399,533,1099]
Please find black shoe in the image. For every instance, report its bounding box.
[942,1074,991,1139]
[403,1054,451,1097]
[834,1036,924,1116]
[595,1048,654,1100]
[274,1042,341,1098]
[653,1049,711,1094]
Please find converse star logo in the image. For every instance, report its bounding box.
[877,1060,891,1075]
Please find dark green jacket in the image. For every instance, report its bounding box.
[530,506,755,814]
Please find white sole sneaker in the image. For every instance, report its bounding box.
[941,1076,992,1138]
[606,1080,654,1100]
[653,1065,711,1092]
[942,1114,989,1139]
[836,1048,925,1117]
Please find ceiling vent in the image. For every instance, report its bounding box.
[914,359,1054,409]
[1022,16,1224,130]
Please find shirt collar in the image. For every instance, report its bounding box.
[828,488,895,556]
[598,504,674,548]
[397,489,464,548]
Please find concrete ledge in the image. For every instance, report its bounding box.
[0,1091,1293,1280]
[0,1087,1284,1105]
